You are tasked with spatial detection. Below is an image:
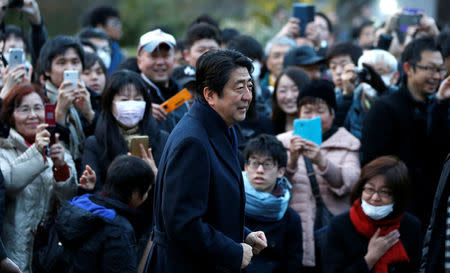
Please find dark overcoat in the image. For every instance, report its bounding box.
[146,101,248,273]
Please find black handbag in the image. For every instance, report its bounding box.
[32,201,65,273]
[304,158,334,270]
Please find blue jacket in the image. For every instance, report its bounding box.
[146,101,248,273]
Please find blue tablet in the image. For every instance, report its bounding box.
[293,117,322,146]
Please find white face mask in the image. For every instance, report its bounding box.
[361,199,394,220]
[381,74,394,86]
[252,61,261,80]
[114,101,146,128]
[97,49,111,69]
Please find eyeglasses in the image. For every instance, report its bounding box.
[247,159,276,170]
[106,18,122,27]
[14,104,45,115]
[413,64,447,76]
[362,186,393,199]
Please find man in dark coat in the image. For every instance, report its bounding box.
[361,36,450,230]
[146,50,267,273]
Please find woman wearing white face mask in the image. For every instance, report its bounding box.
[82,70,167,192]
[323,156,423,273]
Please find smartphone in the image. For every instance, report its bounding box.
[129,135,149,157]
[292,3,315,37]
[7,48,24,68]
[45,104,56,145]
[161,88,192,114]
[293,117,322,146]
[63,70,79,90]
[398,14,422,26]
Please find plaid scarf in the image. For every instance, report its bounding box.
[446,196,450,273]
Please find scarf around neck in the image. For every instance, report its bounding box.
[243,171,291,221]
[350,198,409,273]
[45,81,86,160]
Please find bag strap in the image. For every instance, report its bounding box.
[304,157,326,207]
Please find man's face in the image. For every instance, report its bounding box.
[358,25,375,49]
[184,39,220,67]
[306,15,331,45]
[244,153,284,193]
[101,17,122,41]
[300,63,321,79]
[89,37,111,53]
[4,36,26,54]
[266,44,292,78]
[208,67,253,127]
[328,55,353,89]
[406,50,444,97]
[46,47,83,88]
[137,45,175,86]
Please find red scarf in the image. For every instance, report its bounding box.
[349,199,409,273]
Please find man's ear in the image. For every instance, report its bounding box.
[183,49,191,63]
[403,62,414,78]
[203,87,217,107]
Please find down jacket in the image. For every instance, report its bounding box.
[0,129,77,273]
[277,127,360,267]
[56,194,138,273]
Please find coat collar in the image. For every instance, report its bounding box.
[189,101,241,181]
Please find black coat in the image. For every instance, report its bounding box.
[146,102,249,273]
[142,76,188,133]
[245,208,303,273]
[420,154,450,273]
[322,212,422,273]
[56,194,138,273]
[81,114,168,242]
[361,84,450,228]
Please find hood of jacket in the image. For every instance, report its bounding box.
[56,194,133,246]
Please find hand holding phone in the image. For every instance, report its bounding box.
[161,88,192,114]
[292,3,315,37]
[129,135,149,157]
[45,104,56,145]
[63,70,79,90]
[7,48,24,69]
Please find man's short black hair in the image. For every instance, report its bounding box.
[184,23,221,50]
[402,36,441,64]
[104,155,154,203]
[227,35,264,61]
[353,20,374,40]
[77,27,110,43]
[79,39,97,52]
[84,52,106,74]
[316,12,333,34]
[116,57,140,74]
[2,25,28,53]
[195,49,253,104]
[189,14,220,30]
[82,5,120,27]
[437,29,450,58]
[222,28,240,46]
[326,42,363,65]
[244,134,287,168]
[37,36,85,80]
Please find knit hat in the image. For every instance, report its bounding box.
[297,79,336,112]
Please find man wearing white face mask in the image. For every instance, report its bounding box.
[323,156,423,273]
[77,28,112,72]
[343,49,400,140]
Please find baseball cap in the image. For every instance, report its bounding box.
[283,46,325,68]
[138,29,176,53]
[172,65,196,87]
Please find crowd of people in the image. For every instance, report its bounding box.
[0,1,449,273]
